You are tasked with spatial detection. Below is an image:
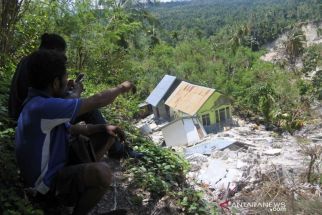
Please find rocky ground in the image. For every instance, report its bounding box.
[186,118,321,213]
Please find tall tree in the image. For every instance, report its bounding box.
[284,28,306,65]
[0,0,28,68]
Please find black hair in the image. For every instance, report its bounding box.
[28,50,67,90]
[39,33,66,52]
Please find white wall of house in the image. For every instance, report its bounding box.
[183,118,200,144]
[162,120,187,146]
[162,118,206,146]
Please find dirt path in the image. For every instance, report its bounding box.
[89,158,180,215]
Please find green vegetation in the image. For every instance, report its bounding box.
[150,0,321,47]
[1,0,322,214]
[0,68,41,214]
[176,188,217,215]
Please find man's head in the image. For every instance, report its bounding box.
[39,33,66,52]
[28,50,68,97]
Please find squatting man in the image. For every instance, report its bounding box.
[15,49,140,215]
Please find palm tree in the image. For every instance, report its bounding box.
[229,24,250,54]
[284,28,306,65]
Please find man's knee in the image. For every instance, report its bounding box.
[84,162,112,189]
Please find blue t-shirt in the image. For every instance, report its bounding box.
[15,88,81,194]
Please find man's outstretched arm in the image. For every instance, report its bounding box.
[77,81,135,116]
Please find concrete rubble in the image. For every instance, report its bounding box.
[136,110,322,213]
[135,114,167,145]
[136,115,305,183]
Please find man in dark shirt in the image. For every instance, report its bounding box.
[8,33,67,120]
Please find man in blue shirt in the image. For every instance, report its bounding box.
[15,49,135,215]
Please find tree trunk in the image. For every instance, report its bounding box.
[0,0,26,68]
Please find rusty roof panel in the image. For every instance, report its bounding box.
[165,81,215,115]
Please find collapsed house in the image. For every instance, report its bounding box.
[145,75,233,146]
[165,81,232,134]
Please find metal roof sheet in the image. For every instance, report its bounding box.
[146,75,177,107]
[138,102,149,108]
[184,138,236,156]
[165,81,215,116]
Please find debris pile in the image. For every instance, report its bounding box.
[135,114,167,145]
[136,111,322,213]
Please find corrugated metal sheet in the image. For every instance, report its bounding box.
[184,138,236,156]
[165,81,215,115]
[146,75,177,107]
